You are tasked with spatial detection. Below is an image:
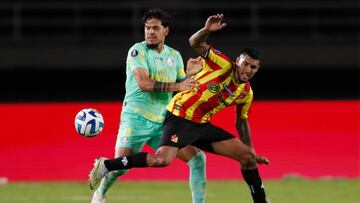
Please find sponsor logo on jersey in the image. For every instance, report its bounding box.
[222,83,234,96]
[174,104,182,111]
[131,49,138,57]
[171,135,178,143]
[120,136,129,144]
[214,49,222,54]
[121,157,128,166]
[208,82,220,93]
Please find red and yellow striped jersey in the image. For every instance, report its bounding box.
[166,47,253,123]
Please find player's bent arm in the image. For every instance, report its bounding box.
[189,28,211,58]
[189,14,227,57]
[133,68,196,92]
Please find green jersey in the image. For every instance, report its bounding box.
[122,41,186,123]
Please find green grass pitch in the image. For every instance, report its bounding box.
[1,179,359,203]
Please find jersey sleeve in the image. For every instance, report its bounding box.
[126,43,148,72]
[204,46,232,70]
[235,90,254,120]
[175,51,186,82]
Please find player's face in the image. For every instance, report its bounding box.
[234,54,260,83]
[144,18,169,49]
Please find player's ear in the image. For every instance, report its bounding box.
[164,27,169,36]
[235,56,240,65]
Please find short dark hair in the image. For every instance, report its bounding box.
[241,47,261,61]
[142,8,172,28]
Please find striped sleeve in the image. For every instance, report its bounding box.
[205,47,232,71]
[236,89,253,120]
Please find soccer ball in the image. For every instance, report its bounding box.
[74,108,104,137]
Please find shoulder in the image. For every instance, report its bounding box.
[244,82,254,99]
[128,42,147,56]
[164,44,181,56]
[207,46,231,62]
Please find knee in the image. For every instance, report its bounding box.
[240,151,257,168]
[155,157,172,167]
[188,151,206,168]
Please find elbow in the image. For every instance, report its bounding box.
[189,35,199,49]
[189,37,196,48]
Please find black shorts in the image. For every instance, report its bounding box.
[159,111,235,153]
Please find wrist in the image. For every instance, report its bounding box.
[153,81,179,92]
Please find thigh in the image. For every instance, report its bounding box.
[116,113,160,153]
[192,123,235,153]
[211,138,252,163]
[147,122,163,150]
[159,112,200,149]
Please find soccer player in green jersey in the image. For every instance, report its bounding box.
[91,8,207,203]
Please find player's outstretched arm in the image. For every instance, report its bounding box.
[189,14,227,57]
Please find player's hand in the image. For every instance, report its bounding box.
[205,14,227,32]
[255,155,270,165]
[186,57,203,76]
[178,76,200,92]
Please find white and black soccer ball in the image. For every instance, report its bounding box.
[74,108,104,137]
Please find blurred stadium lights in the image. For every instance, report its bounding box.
[0,0,358,68]
[0,0,358,101]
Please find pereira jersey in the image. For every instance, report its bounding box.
[166,47,253,123]
[122,41,186,123]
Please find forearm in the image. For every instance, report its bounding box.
[139,81,180,92]
[134,68,180,92]
[153,81,179,92]
[236,118,253,147]
[189,28,210,47]
[189,28,211,57]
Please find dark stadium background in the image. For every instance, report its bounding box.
[0,0,359,181]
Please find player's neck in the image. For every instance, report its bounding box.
[155,42,165,53]
[232,63,241,84]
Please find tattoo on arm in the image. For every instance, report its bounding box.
[200,42,209,58]
[154,81,172,92]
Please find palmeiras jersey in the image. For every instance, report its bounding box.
[122,41,186,123]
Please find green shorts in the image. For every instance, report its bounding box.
[116,112,163,153]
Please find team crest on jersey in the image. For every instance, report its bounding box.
[167,57,176,66]
[131,49,138,57]
[208,82,220,93]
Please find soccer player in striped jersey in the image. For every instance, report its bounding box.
[89,14,270,203]
[90,8,207,203]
